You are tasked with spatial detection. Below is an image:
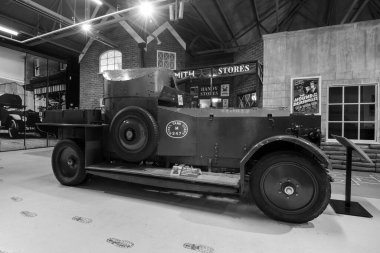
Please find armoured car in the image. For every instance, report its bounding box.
[39,68,332,223]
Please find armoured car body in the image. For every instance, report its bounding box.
[39,68,332,223]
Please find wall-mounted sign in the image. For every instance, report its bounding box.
[199,86,219,98]
[220,84,230,97]
[223,99,229,108]
[174,62,256,81]
[291,76,321,114]
[190,86,199,98]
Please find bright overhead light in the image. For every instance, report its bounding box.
[0,25,19,36]
[81,23,92,32]
[91,0,103,5]
[139,1,154,18]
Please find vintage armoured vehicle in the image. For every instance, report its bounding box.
[0,93,41,138]
[39,68,332,223]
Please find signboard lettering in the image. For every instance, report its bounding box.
[199,86,219,98]
[174,62,256,81]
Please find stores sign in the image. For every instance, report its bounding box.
[174,62,256,81]
[199,86,219,98]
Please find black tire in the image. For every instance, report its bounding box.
[109,106,159,162]
[250,151,331,223]
[8,119,19,139]
[52,139,87,186]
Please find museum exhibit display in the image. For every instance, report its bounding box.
[39,67,332,223]
[0,93,41,138]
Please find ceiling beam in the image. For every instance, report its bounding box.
[190,2,224,46]
[350,0,370,22]
[102,1,145,44]
[213,0,238,46]
[302,3,325,26]
[189,35,201,50]
[275,0,279,32]
[78,8,115,63]
[340,0,360,24]
[29,6,112,47]
[298,10,320,27]
[369,0,380,16]
[250,0,267,37]
[0,14,81,53]
[372,0,380,10]
[51,0,63,31]
[234,0,289,41]
[270,0,309,33]
[324,0,335,25]
[13,0,117,48]
[192,47,239,56]
[173,23,221,47]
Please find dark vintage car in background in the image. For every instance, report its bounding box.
[0,93,42,138]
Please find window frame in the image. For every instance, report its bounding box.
[99,50,122,73]
[157,50,177,70]
[326,83,379,143]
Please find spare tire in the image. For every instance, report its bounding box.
[109,106,159,162]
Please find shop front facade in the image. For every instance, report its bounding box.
[263,20,380,144]
[262,19,380,171]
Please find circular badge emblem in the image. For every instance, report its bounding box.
[166,120,188,138]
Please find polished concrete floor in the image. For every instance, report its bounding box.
[1,148,380,253]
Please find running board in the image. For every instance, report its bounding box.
[86,163,240,194]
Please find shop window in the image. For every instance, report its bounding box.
[327,84,377,141]
[99,50,122,73]
[238,92,257,108]
[157,50,176,70]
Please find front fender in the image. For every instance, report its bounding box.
[241,135,331,169]
[238,135,331,196]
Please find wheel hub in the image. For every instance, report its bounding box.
[283,185,295,196]
[67,159,74,167]
[125,129,134,141]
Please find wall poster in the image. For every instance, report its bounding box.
[220,84,230,97]
[291,76,321,114]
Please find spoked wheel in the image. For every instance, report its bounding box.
[250,151,331,223]
[109,106,159,162]
[52,139,87,186]
[8,120,19,139]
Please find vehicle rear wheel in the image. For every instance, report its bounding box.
[8,119,19,139]
[109,106,159,162]
[52,139,87,186]
[250,151,331,223]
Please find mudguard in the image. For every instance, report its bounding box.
[239,135,332,195]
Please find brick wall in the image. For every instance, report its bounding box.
[232,39,263,107]
[80,26,140,109]
[79,26,188,109]
[144,29,186,69]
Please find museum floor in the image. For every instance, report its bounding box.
[1,148,380,253]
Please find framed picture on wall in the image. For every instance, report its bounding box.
[290,76,321,114]
[220,84,230,97]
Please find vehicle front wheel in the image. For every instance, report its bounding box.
[8,119,19,138]
[250,151,331,223]
[52,139,87,186]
